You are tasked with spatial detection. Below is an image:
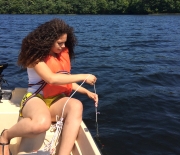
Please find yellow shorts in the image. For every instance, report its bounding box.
[19,92,66,117]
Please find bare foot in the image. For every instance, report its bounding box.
[0,130,10,155]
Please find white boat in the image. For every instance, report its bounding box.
[0,64,101,155]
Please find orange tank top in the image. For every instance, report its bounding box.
[42,47,72,98]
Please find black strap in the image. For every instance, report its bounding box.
[28,80,44,87]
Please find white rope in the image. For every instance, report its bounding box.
[60,74,91,119]
[43,74,91,155]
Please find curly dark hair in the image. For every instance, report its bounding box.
[18,18,77,68]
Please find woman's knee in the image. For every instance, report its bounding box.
[67,99,83,115]
[31,116,51,134]
[70,99,83,112]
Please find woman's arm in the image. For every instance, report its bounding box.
[72,83,98,107]
[33,61,96,85]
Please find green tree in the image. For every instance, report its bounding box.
[174,0,180,12]
[96,0,108,14]
[0,0,180,14]
[115,0,129,13]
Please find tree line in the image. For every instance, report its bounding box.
[0,0,180,14]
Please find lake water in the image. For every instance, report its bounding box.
[0,14,180,155]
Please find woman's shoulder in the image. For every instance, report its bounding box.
[27,67,35,72]
[27,61,46,68]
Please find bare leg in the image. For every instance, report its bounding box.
[50,97,83,155]
[0,97,51,155]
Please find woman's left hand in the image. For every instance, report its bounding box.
[86,91,98,107]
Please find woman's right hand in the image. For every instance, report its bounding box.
[85,74,97,85]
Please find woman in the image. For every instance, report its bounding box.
[0,18,98,155]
